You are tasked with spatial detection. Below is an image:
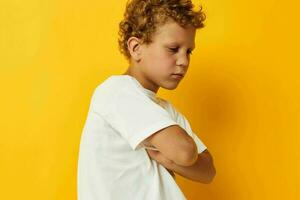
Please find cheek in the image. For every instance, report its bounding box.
[144,48,175,72]
[154,50,174,64]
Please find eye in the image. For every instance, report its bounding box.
[168,47,178,53]
[168,47,193,56]
[187,50,193,55]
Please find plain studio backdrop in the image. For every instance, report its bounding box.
[0,0,299,199]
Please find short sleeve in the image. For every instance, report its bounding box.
[170,105,207,154]
[96,87,180,151]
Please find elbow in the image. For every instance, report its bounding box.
[203,173,216,184]
[201,166,216,184]
[177,140,198,167]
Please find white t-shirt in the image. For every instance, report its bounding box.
[77,74,207,200]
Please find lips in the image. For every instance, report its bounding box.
[172,73,184,77]
[171,74,184,80]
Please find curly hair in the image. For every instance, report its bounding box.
[117,0,206,62]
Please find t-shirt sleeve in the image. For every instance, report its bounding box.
[94,87,180,151]
[169,104,207,154]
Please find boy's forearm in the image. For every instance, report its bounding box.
[169,151,216,183]
[146,145,216,183]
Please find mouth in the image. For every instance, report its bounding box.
[171,74,184,80]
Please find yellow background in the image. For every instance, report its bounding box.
[1,0,299,199]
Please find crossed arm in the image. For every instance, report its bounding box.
[146,148,216,184]
[143,124,216,183]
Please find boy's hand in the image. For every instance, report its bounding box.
[146,149,176,178]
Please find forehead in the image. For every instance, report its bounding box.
[152,20,196,48]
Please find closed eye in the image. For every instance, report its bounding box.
[168,47,193,55]
[168,47,178,53]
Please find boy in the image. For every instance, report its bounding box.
[77,0,216,199]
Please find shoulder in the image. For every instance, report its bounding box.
[91,75,157,115]
[92,75,135,100]
[91,76,128,115]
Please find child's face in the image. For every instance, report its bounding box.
[139,19,196,91]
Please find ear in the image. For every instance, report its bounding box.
[127,36,143,62]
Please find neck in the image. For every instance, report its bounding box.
[123,65,159,94]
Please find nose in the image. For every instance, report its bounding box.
[176,53,189,69]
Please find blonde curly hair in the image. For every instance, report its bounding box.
[118,0,206,62]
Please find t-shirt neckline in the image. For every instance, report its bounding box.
[112,74,157,98]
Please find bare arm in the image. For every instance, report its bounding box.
[144,125,199,166]
[147,149,216,184]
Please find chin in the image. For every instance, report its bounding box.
[161,82,180,90]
